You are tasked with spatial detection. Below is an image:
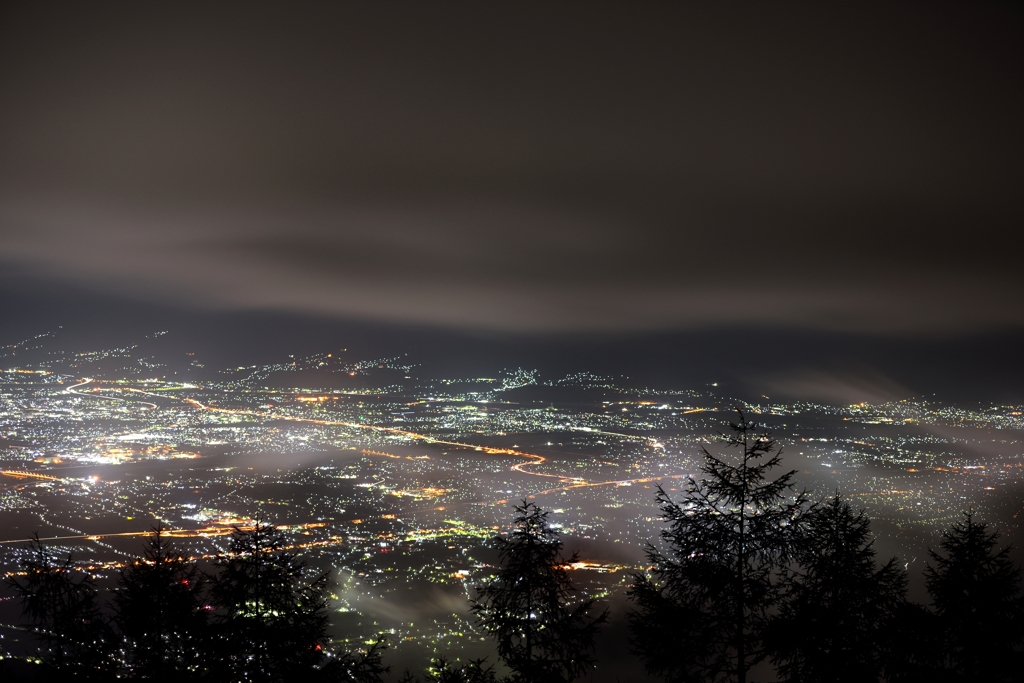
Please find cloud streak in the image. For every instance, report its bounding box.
[1,3,1021,334]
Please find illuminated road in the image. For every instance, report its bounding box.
[58,378,688,511]
[1,470,61,482]
[65,378,158,409]
[175,395,666,484]
[0,520,328,546]
[71,380,672,489]
[530,473,688,497]
[176,395,583,483]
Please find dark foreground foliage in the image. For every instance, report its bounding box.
[630,409,1024,683]
[6,533,115,680]
[114,524,208,679]
[398,656,500,683]
[471,501,608,683]
[629,411,812,683]
[5,523,388,682]
[5,412,1022,682]
[765,494,907,682]
[207,523,332,679]
[924,511,1024,681]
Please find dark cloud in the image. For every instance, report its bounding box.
[1,2,1021,333]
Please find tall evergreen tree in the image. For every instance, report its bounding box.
[924,511,1023,680]
[319,636,391,683]
[398,656,499,683]
[879,600,944,683]
[5,533,114,678]
[629,410,811,683]
[208,522,332,681]
[765,493,907,682]
[471,501,607,683]
[113,524,209,680]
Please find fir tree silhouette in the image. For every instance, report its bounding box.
[5,533,115,678]
[471,501,607,683]
[113,524,209,680]
[765,493,907,682]
[924,511,1023,681]
[318,635,391,683]
[207,522,332,681]
[629,410,812,683]
[398,656,499,683]
[880,598,944,682]
[6,524,390,681]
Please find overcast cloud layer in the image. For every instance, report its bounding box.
[1,3,1021,334]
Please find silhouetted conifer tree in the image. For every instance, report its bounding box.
[208,522,332,681]
[5,533,115,678]
[319,636,391,683]
[924,511,1023,681]
[113,524,208,680]
[472,501,607,683]
[629,411,811,683]
[765,493,907,682]
[398,656,499,683]
[879,600,944,682]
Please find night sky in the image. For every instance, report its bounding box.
[2,3,1022,397]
